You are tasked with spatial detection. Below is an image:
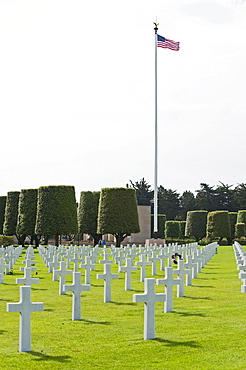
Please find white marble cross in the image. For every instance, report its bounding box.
[99,249,113,265]
[156,267,181,313]
[184,255,193,286]
[53,261,73,295]
[149,251,160,276]
[133,278,166,340]
[119,257,137,290]
[64,272,90,320]
[172,260,190,297]
[97,263,118,302]
[20,258,37,272]
[0,257,5,284]
[71,252,82,272]
[16,267,39,286]
[6,285,44,352]
[49,254,60,275]
[135,254,150,282]
[80,256,96,285]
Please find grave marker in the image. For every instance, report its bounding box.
[133,278,166,340]
[6,286,44,352]
[64,272,90,320]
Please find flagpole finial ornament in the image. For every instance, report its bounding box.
[153,22,159,33]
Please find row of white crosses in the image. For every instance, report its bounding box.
[233,241,246,293]
[6,246,44,352]
[5,242,218,352]
[0,245,23,280]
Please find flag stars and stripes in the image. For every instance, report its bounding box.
[157,34,180,51]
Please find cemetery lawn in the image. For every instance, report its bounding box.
[0,245,245,370]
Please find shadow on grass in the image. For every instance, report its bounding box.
[90,284,103,287]
[0,330,6,334]
[154,338,200,348]
[44,308,55,312]
[28,351,71,363]
[172,310,206,317]
[81,318,111,325]
[184,295,212,300]
[31,287,47,291]
[110,301,136,306]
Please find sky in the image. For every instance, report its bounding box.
[0,0,246,201]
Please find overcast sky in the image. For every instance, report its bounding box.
[0,0,245,200]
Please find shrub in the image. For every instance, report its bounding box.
[97,187,140,247]
[237,210,246,224]
[3,191,20,236]
[0,196,6,235]
[206,210,231,243]
[235,223,245,238]
[185,210,208,242]
[78,191,101,245]
[35,185,78,246]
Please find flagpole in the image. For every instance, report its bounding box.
[153,21,159,236]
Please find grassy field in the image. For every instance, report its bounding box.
[0,245,245,370]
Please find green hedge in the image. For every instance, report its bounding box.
[3,191,20,236]
[0,196,6,235]
[97,187,139,246]
[235,223,245,238]
[229,212,238,239]
[35,185,78,236]
[185,210,208,242]
[16,189,38,236]
[206,210,231,240]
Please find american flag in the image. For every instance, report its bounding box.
[157,34,180,51]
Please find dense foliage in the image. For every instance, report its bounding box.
[16,189,38,245]
[165,221,180,239]
[35,185,78,245]
[129,179,246,220]
[3,191,20,236]
[185,210,208,242]
[206,211,231,242]
[0,196,6,234]
[78,191,101,245]
[97,187,140,247]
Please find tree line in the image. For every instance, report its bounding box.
[128,179,246,220]
[0,186,140,247]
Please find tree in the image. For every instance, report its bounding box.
[129,178,153,206]
[206,211,231,244]
[158,186,180,220]
[195,183,216,211]
[214,182,236,211]
[16,189,38,247]
[35,185,78,246]
[78,191,102,246]
[97,187,140,247]
[0,196,6,234]
[3,191,20,240]
[179,191,195,220]
[185,210,208,242]
[234,184,246,210]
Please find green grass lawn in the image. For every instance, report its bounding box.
[0,245,245,370]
